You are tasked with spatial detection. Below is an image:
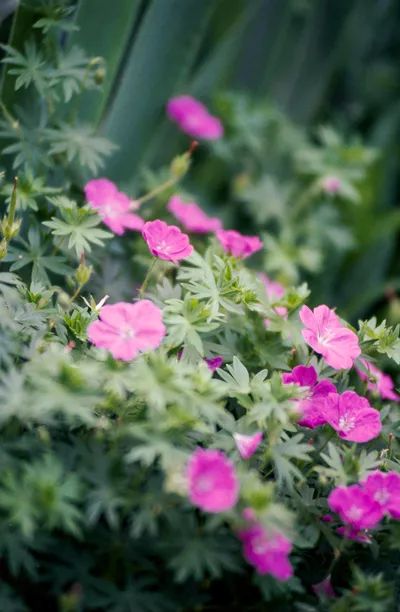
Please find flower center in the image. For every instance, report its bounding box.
[120,326,135,341]
[156,240,171,253]
[338,414,356,433]
[317,329,335,346]
[374,489,390,505]
[197,476,213,493]
[252,536,268,555]
[347,505,362,521]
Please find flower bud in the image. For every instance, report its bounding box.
[75,262,93,286]
[0,239,7,259]
[170,153,191,179]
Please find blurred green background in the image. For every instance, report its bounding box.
[1,0,400,321]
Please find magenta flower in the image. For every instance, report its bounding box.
[238,523,293,581]
[357,358,400,402]
[362,471,400,519]
[259,273,288,325]
[336,526,372,543]
[167,95,223,140]
[87,300,165,361]
[84,178,144,235]
[328,484,384,530]
[142,220,193,263]
[205,356,224,372]
[282,365,336,428]
[216,229,263,259]
[186,448,239,513]
[318,390,381,443]
[299,305,361,370]
[167,195,222,234]
[233,432,263,460]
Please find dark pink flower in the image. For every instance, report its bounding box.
[186,448,239,513]
[216,229,263,259]
[142,220,193,263]
[238,523,293,581]
[233,432,263,460]
[312,576,336,598]
[87,300,165,361]
[84,178,144,235]
[259,273,288,325]
[318,390,381,443]
[328,484,384,530]
[282,365,336,428]
[167,95,223,140]
[357,358,400,402]
[299,305,361,370]
[205,356,224,372]
[362,471,400,519]
[336,526,372,543]
[167,195,222,233]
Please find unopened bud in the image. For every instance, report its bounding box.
[58,291,71,309]
[170,153,191,179]
[0,239,7,259]
[75,262,93,286]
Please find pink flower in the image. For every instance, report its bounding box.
[322,176,342,194]
[205,356,224,372]
[186,448,239,513]
[238,523,293,581]
[259,274,288,324]
[282,365,336,428]
[233,432,263,460]
[84,178,144,235]
[362,471,400,519]
[336,526,372,543]
[299,305,361,370]
[167,195,222,233]
[216,229,263,259]
[357,358,400,401]
[328,484,384,530]
[142,220,193,263]
[87,300,165,361]
[312,576,336,598]
[318,390,381,443]
[167,95,223,140]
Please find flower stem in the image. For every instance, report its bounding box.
[135,177,177,207]
[139,258,158,297]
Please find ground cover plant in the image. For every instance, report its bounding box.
[0,2,400,611]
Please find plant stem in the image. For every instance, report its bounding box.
[8,177,18,227]
[69,284,83,304]
[139,258,157,297]
[134,177,177,208]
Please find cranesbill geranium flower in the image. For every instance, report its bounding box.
[167,95,223,140]
[362,471,400,519]
[357,358,400,401]
[299,305,361,370]
[167,195,222,233]
[318,390,381,442]
[233,432,263,460]
[142,220,193,263]
[84,178,143,235]
[328,484,384,530]
[186,448,239,513]
[205,356,224,372]
[259,273,287,325]
[282,365,336,428]
[87,300,166,361]
[216,229,263,259]
[238,523,293,581]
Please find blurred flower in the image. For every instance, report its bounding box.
[186,448,239,513]
[84,178,143,235]
[319,390,381,442]
[356,358,400,401]
[328,484,383,530]
[233,432,263,459]
[238,522,293,580]
[336,526,372,543]
[142,219,193,262]
[282,365,336,428]
[167,95,223,140]
[312,575,336,598]
[205,356,224,371]
[216,229,263,259]
[362,471,400,519]
[167,195,222,233]
[87,300,165,361]
[321,176,342,194]
[259,273,287,326]
[299,305,360,369]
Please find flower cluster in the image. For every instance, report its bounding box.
[328,471,400,539]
